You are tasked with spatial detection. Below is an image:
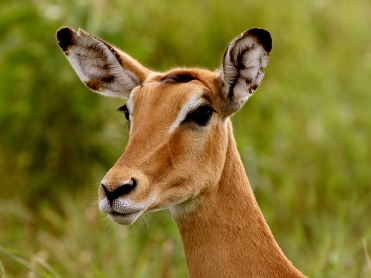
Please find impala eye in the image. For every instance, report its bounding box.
[185,105,215,126]
[118,104,130,121]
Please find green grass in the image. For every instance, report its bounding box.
[1,0,371,277]
[0,190,187,278]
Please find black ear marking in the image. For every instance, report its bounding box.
[56,27,76,52]
[244,28,272,52]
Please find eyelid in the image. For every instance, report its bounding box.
[184,104,215,122]
[190,103,215,113]
[117,104,128,113]
[117,104,131,122]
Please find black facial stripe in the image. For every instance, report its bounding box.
[161,73,196,84]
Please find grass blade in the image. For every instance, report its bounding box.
[0,259,7,278]
[363,239,371,276]
[0,246,46,278]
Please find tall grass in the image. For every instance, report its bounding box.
[0,190,187,277]
[1,0,371,277]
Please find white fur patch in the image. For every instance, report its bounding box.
[126,89,136,132]
[169,94,203,134]
[170,197,200,217]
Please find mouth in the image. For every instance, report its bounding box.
[110,211,130,217]
[107,210,143,225]
[99,197,148,225]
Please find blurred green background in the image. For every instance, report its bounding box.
[1,0,371,277]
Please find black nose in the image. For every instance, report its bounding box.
[101,179,137,201]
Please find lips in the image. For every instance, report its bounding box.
[110,211,126,216]
[107,209,144,225]
[98,197,151,225]
[109,209,142,217]
[109,211,132,217]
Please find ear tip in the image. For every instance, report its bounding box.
[56,27,76,51]
[245,28,272,52]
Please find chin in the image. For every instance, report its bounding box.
[107,211,143,225]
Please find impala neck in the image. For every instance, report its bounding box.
[172,121,305,278]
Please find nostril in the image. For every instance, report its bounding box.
[101,182,110,197]
[101,178,137,202]
[116,178,137,195]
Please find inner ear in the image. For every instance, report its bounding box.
[56,27,151,98]
[221,28,272,113]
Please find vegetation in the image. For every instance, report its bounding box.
[1,0,371,277]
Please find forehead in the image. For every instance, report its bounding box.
[130,69,220,112]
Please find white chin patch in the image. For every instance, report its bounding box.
[99,196,148,225]
[108,211,143,225]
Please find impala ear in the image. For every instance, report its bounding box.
[221,28,272,113]
[56,27,151,98]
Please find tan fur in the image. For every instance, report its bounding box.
[57,27,306,277]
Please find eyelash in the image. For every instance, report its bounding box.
[118,105,130,121]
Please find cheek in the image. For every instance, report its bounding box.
[148,126,227,210]
[199,131,227,182]
[169,127,226,186]
[169,128,207,167]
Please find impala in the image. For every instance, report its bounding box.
[56,26,305,277]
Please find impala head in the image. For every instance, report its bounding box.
[56,27,272,225]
